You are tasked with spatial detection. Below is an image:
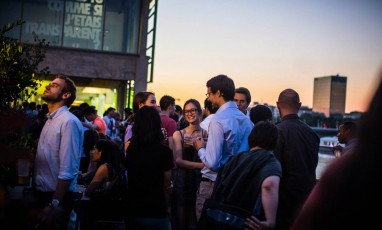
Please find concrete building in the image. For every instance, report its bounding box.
[0,0,157,114]
[313,75,347,117]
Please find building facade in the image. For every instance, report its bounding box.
[0,0,157,114]
[313,75,347,117]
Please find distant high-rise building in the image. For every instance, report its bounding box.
[313,75,347,117]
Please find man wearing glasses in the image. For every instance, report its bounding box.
[193,74,254,220]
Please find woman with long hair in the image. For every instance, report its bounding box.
[124,91,157,150]
[125,106,174,230]
[171,99,206,230]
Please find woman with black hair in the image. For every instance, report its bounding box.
[125,106,174,230]
[79,139,124,229]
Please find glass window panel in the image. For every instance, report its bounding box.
[62,0,104,50]
[125,0,140,54]
[103,0,125,52]
[22,0,63,46]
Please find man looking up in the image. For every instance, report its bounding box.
[274,88,319,230]
[234,87,252,117]
[193,74,254,220]
[33,75,84,229]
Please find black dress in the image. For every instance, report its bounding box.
[171,130,206,230]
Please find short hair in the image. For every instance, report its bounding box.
[133,91,155,113]
[277,88,300,105]
[103,107,116,116]
[160,95,175,111]
[124,107,132,114]
[250,105,273,124]
[175,105,182,114]
[83,106,97,115]
[183,99,202,116]
[248,121,279,150]
[206,74,235,101]
[204,98,218,114]
[57,74,77,107]
[341,121,357,135]
[235,87,251,104]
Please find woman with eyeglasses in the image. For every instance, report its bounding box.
[171,99,207,230]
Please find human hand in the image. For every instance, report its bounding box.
[183,133,194,146]
[332,145,343,157]
[193,137,204,151]
[35,204,63,229]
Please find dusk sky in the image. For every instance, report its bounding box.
[148,0,382,113]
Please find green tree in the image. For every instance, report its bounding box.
[0,19,49,109]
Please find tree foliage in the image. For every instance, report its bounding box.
[0,19,50,109]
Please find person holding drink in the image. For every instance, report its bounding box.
[171,99,207,230]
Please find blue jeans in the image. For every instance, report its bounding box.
[126,217,172,230]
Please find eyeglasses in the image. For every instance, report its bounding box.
[184,108,198,115]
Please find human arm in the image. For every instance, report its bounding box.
[167,119,177,151]
[82,121,100,131]
[195,119,224,171]
[85,163,108,197]
[173,131,204,169]
[163,169,172,214]
[80,160,97,182]
[245,175,280,230]
[124,125,133,151]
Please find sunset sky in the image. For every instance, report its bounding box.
[148,0,382,113]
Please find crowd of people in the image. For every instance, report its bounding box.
[10,70,378,230]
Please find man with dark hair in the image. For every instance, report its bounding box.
[234,87,252,117]
[274,88,319,230]
[103,107,116,139]
[83,106,107,135]
[332,121,357,157]
[159,95,177,149]
[33,75,84,229]
[200,98,218,131]
[193,74,253,220]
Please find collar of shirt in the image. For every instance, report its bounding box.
[216,101,238,114]
[281,114,299,121]
[47,106,68,120]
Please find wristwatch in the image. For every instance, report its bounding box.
[51,199,60,207]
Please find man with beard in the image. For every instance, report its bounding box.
[32,75,83,229]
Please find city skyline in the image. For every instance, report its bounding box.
[147,0,382,113]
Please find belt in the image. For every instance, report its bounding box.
[201,177,214,183]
